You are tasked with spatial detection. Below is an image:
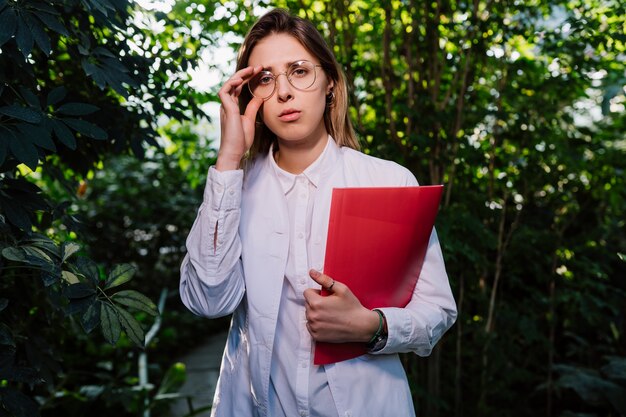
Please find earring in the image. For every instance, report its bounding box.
[326,90,335,105]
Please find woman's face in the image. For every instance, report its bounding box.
[247,33,333,147]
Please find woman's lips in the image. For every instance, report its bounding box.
[278,110,301,122]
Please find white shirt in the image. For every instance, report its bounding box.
[179,136,457,417]
[267,138,338,417]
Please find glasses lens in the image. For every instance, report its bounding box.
[288,61,316,90]
[249,71,275,99]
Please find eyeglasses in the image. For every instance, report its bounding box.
[248,60,323,100]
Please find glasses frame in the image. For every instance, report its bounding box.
[247,60,323,100]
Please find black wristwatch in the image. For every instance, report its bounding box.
[366,309,388,352]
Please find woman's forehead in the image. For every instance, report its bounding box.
[248,33,317,70]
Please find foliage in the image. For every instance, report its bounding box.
[1,0,625,416]
[0,0,209,414]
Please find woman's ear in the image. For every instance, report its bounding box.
[326,79,335,95]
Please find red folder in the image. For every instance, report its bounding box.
[314,185,444,365]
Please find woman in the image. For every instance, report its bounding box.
[180,8,457,417]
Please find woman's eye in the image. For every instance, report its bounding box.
[258,75,273,85]
[291,67,309,77]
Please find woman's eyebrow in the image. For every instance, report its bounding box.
[261,60,303,72]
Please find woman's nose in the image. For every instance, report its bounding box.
[275,74,293,102]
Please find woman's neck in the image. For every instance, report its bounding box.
[274,130,329,174]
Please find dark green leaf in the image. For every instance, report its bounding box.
[46,86,66,106]
[52,119,76,149]
[15,16,34,58]
[34,10,67,36]
[111,290,158,316]
[0,323,14,346]
[104,264,135,290]
[0,7,17,46]
[0,140,7,166]
[74,257,99,284]
[0,197,31,230]
[62,118,108,140]
[0,387,41,417]
[16,123,56,152]
[0,298,7,312]
[64,283,96,299]
[81,301,101,333]
[100,302,121,345]
[7,131,39,170]
[65,294,96,315]
[112,304,145,347]
[2,247,26,262]
[24,13,50,56]
[22,246,54,265]
[18,87,39,108]
[0,366,42,385]
[0,105,42,123]
[56,103,100,116]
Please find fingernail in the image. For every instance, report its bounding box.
[310,269,320,278]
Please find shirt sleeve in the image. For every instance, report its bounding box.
[179,166,246,318]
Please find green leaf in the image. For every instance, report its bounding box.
[100,302,121,345]
[46,86,66,106]
[62,118,108,140]
[56,103,100,116]
[16,123,56,152]
[111,290,158,316]
[34,11,68,36]
[0,139,7,166]
[61,242,81,262]
[0,6,17,46]
[104,264,135,290]
[0,298,8,313]
[81,301,101,333]
[15,15,34,58]
[156,362,187,396]
[74,257,99,284]
[0,387,41,417]
[618,253,625,262]
[7,131,39,170]
[112,304,145,347]
[0,323,15,346]
[52,119,76,149]
[2,247,26,262]
[0,105,42,123]
[24,13,50,56]
[0,197,32,230]
[61,270,79,284]
[64,282,96,299]
[22,246,54,265]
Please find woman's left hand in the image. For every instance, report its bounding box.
[303,270,380,343]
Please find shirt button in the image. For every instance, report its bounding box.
[345,412,352,417]
[300,412,307,417]
[301,361,307,368]
[298,232,304,239]
[229,189,235,195]
[300,278,306,285]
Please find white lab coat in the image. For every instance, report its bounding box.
[180,138,457,417]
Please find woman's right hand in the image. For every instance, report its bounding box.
[215,65,265,171]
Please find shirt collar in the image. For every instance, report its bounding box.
[269,135,338,195]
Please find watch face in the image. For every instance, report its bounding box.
[368,335,388,352]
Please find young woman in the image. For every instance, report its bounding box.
[180,8,457,417]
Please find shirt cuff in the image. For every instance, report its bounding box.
[204,166,243,210]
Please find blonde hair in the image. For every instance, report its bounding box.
[236,8,359,160]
